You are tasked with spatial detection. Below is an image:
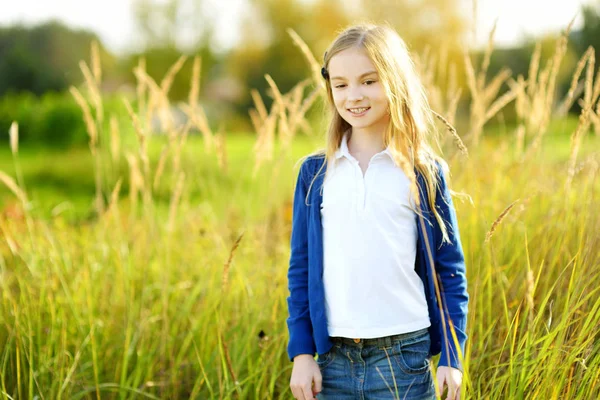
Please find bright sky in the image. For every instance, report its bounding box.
[0,0,594,54]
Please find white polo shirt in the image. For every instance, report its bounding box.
[321,132,431,338]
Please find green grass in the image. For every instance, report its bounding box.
[0,117,599,399]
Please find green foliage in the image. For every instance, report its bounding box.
[0,20,114,96]
[0,92,127,148]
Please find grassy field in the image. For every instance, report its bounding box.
[1,31,600,399]
[0,120,599,399]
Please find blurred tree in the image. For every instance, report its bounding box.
[572,4,600,61]
[132,0,210,50]
[358,0,469,49]
[0,21,115,96]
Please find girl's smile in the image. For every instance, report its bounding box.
[347,107,371,116]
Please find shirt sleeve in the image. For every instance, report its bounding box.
[433,162,469,371]
[286,161,317,361]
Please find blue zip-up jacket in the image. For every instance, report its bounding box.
[286,154,469,370]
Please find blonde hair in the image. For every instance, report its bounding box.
[301,22,452,244]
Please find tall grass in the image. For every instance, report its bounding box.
[0,27,599,400]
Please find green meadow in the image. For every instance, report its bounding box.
[1,31,599,400]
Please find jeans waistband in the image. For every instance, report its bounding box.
[329,327,429,348]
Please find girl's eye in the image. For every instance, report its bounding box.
[364,80,375,85]
[334,84,346,89]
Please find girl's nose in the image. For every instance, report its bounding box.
[347,86,364,101]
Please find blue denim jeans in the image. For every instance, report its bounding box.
[316,328,436,400]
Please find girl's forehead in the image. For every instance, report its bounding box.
[328,47,377,79]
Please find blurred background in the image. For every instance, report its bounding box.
[0,0,598,141]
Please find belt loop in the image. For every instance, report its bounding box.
[383,335,392,348]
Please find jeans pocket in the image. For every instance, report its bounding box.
[316,347,336,370]
[391,331,431,375]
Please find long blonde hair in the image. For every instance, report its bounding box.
[302,22,452,244]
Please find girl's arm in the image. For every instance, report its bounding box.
[433,162,469,371]
[286,161,317,361]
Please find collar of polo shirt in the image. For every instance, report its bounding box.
[335,130,392,161]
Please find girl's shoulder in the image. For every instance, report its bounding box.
[297,152,327,182]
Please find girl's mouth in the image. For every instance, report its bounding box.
[347,107,370,116]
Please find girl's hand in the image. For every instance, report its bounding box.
[436,366,462,400]
[290,354,322,400]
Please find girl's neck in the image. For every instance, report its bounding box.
[348,127,386,157]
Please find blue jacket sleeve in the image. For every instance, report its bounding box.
[434,163,469,371]
[286,161,317,361]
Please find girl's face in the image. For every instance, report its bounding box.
[328,47,390,135]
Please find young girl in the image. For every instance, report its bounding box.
[286,24,469,400]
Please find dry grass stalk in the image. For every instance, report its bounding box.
[465,36,519,147]
[0,217,20,255]
[79,60,104,123]
[287,28,324,90]
[249,109,262,134]
[153,145,170,190]
[180,104,213,153]
[123,99,151,199]
[485,199,520,243]
[478,19,498,90]
[70,86,98,151]
[463,53,479,103]
[194,107,213,152]
[172,121,192,179]
[167,172,185,232]
[285,79,315,140]
[544,19,574,114]
[557,47,594,116]
[136,57,148,128]
[288,80,308,112]
[583,51,595,109]
[252,103,278,176]
[134,66,172,133]
[590,68,600,107]
[0,170,28,204]
[527,43,542,98]
[160,55,187,96]
[251,89,268,122]
[123,98,147,151]
[9,121,18,155]
[526,268,535,328]
[109,116,120,163]
[483,68,512,104]
[106,178,122,221]
[222,232,244,293]
[566,106,592,188]
[431,110,468,156]
[593,102,600,136]
[265,74,293,150]
[91,41,102,84]
[483,86,521,124]
[189,55,201,110]
[215,127,228,173]
[219,331,238,388]
[296,86,320,123]
[125,152,144,215]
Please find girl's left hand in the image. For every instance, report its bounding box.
[436,366,462,400]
